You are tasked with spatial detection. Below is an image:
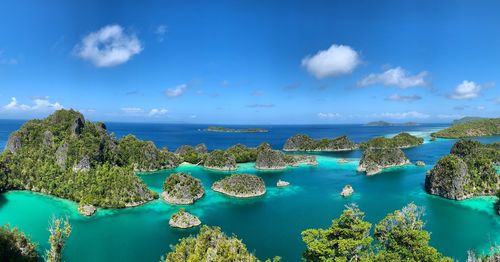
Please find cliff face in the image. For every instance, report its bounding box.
[425,140,499,201]
[283,134,357,151]
[357,148,409,175]
[0,109,184,208]
[255,149,286,170]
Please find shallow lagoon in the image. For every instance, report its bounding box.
[0,122,499,261]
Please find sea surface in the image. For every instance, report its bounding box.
[0,120,499,261]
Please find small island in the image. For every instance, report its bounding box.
[431,118,500,138]
[162,173,205,204]
[357,148,410,175]
[283,134,358,151]
[206,126,268,133]
[365,121,419,126]
[255,149,287,170]
[340,185,354,197]
[212,174,266,198]
[203,150,237,171]
[360,132,423,149]
[169,208,201,228]
[425,140,499,201]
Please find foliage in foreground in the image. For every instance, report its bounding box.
[302,203,452,262]
[0,225,38,262]
[45,217,72,262]
[163,225,280,262]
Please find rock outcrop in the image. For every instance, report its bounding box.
[277,179,289,187]
[78,204,97,216]
[360,133,423,149]
[283,134,358,152]
[169,209,201,228]
[255,149,286,170]
[286,154,318,166]
[212,174,266,198]
[357,148,410,175]
[204,150,237,171]
[340,185,354,197]
[162,173,205,204]
[425,140,499,201]
[415,161,425,167]
[195,143,208,154]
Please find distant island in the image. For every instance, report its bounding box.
[366,121,419,126]
[283,134,358,151]
[206,126,268,133]
[452,116,487,125]
[431,118,500,138]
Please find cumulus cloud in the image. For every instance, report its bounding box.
[358,67,429,88]
[378,111,430,119]
[75,24,142,67]
[165,84,187,98]
[317,112,341,118]
[384,94,422,102]
[2,97,63,112]
[302,44,360,79]
[149,108,168,116]
[155,25,167,42]
[449,80,481,100]
[246,103,274,108]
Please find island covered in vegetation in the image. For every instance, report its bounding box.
[212,174,266,198]
[360,132,424,149]
[162,172,205,204]
[366,121,419,126]
[431,118,500,138]
[425,140,499,201]
[206,126,268,133]
[283,134,358,151]
[0,109,183,210]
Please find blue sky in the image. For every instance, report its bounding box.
[0,0,498,124]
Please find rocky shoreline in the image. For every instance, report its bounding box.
[212,174,266,198]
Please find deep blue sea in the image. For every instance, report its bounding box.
[0,119,499,262]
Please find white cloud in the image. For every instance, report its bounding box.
[378,111,430,119]
[358,67,429,88]
[385,94,422,102]
[149,108,168,116]
[449,80,481,100]
[221,80,230,87]
[121,107,143,114]
[317,112,341,118]
[476,105,485,110]
[75,24,142,67]
[437,114,463,119]
[155,25,167,42]
[2,97,63,112]
[166,84,187,98]
[0,50,18,65]
[190,115,197,118]
[302,44,360,79]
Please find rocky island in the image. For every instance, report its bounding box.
[203,150,237,171]
[169,209,201,228]
[366,121,419,126]
[255,148,287,170]
[431,118,500,138]
[340,185,354,197]
[212,174,266,198]
[162,173,205,204]
[357,147,410,175]
[174,144,207,164]
[425,140,499,201]
[360,132,423,149]
[206,126,268,133]
[283,134,358,151]
[0,109,184,209]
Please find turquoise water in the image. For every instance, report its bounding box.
[0,122,499,261]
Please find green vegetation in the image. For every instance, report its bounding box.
[283,134,357,151]
[0,225,38,262]
[162,173,204,204]
[212,174,266,197]
[46,217,71,262]
[425,140,499,201]
[360,132,424,149]
[452,116,488,125]
[357,147,409,175]
[302,204,373,261]
[0,109,177,208]
[226,144,258,163]
[174,145,204,164]
[203,150,237,170]
[163,226,265,261]
[302,203,451,262]
[432,118,500,138]
[207,126,268,132]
